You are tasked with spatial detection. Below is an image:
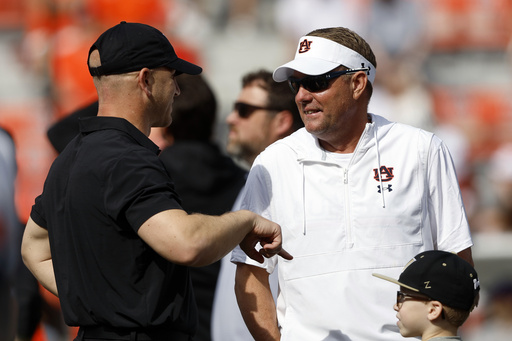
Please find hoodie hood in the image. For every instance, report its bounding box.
[279,114,394,163]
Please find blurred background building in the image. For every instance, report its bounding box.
[0,0,511,340]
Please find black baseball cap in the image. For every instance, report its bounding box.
[87,21,202,77]
[373,250,480,311]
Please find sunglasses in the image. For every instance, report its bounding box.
[396,291,431,309]
[288,67,370,94]
[233,102,280,119]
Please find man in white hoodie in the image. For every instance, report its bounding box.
[232,27,474,341]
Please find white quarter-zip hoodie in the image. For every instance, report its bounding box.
[232,114,473,341]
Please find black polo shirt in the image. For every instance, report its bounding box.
[31,117,197,334]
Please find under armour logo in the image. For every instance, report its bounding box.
[298,39,313,53]
[377,185,392,193]
[373,166,394,182]
[362,62,371,76]
[474,278,480,290]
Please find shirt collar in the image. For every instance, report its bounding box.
[78,116,160,155]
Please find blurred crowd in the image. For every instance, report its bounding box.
[1,0,511,340]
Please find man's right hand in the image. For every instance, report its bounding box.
[239,213,293,263]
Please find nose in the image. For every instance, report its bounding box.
[226,109,238,125]
[295,85,312,103]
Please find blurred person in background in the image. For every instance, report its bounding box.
[224,69,304,170]
[470,143,512,233]
[0,127,19,340]
[158,73,247,341]
[212,69,303,341]
[465,280,512,341]
[365,0,434,131]
[14,101,100,341]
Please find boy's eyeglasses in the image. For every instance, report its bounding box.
[288,67,370,94]
[233,102,280,119]
[396,291,431,309]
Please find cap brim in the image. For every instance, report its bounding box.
[168,58,202,76]
[372,273,420,293]
[273,57,340,82]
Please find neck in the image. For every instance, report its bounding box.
[98,103,151,136]
[95,74,151,136]
[423,328,459,340]
[318,114,370,153]
[319,138,358,154]
[424,337,459,341]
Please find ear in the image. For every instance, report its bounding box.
[271,110,294,138]
[427,301,445,321]
[138,68,153,97]
[351,71,368,100]
[88,49,101,68]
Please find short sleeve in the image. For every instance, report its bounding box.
[231,155,278,273]
[30,194,46,228]
[427,135,473,252]
[105,149,182,232]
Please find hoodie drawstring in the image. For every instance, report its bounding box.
[301,162,307,235]
[374,127,386,208]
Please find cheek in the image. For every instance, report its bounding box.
[398,304,428,337]
[234,120,257,140]
[317,92,340,115]
[329,93,348,112]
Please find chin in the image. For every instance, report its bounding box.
[304,122,326,135]
[398,328,418,338]
[159,118,173,128]
[399,330,409,337]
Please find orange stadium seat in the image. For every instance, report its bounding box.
[0,0,23,29]
[427,0,512,51]
[431,85,512,161]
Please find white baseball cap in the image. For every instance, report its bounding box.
[273,35,376,84]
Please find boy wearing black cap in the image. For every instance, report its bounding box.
[373,250,480,340]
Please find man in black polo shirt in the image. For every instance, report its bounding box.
[21,22,292,341]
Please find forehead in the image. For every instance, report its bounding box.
[238,83,269,105]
